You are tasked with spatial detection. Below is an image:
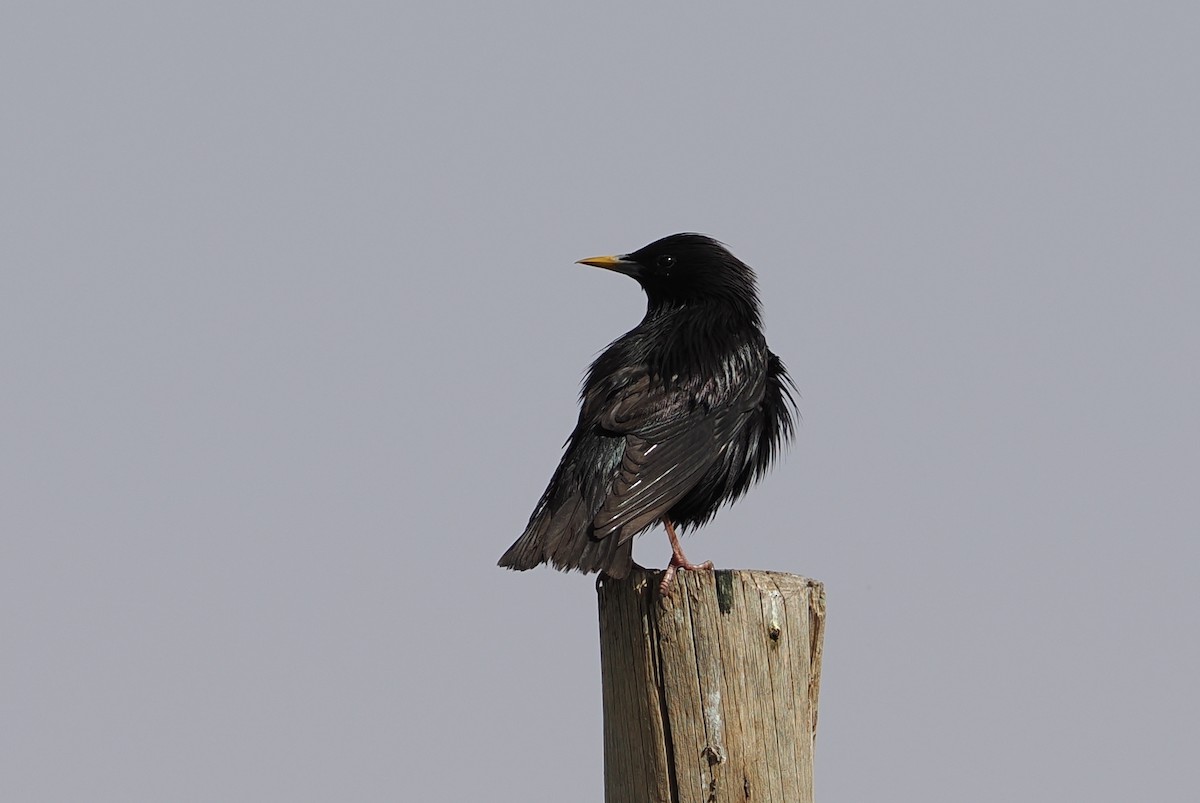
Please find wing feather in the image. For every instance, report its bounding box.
[587,368,758,542]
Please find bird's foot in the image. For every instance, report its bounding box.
[659,555,714,595]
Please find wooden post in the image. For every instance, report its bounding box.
[598,568,825,803]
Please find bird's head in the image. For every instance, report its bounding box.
[577,233,760,319]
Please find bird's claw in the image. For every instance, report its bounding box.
[658,558,714,595]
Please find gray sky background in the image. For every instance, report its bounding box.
[3,3,1198,801]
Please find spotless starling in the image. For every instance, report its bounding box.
[498,234,796,593]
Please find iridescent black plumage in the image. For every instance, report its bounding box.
[498,234,796,581]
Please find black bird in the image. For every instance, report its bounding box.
[498,234,796,592]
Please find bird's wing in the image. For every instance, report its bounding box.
[588,373,752,543]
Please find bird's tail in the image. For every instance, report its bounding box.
[497,526,545,571]
[498,496,633,578]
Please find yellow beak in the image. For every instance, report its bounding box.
[576,255,625,269]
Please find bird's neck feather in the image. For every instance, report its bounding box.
[636,300,762,379]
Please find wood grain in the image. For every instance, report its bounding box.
[598,568,825,803]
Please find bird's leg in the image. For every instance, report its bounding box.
[659,516,714,594]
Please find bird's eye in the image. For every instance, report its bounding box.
[657,255,675,269]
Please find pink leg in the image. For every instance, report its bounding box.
[658,516,714,594]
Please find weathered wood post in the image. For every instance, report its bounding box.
[598,567,825,803]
